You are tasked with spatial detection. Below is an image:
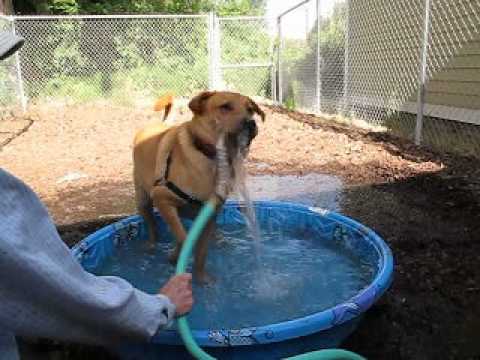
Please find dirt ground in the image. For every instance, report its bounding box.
[1,102,479,360]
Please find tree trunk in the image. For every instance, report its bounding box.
[0,0,14,15]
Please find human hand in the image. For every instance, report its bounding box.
[159,273,193,317]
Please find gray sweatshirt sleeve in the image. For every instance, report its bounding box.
[0,168,176,346]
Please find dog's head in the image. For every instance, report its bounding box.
[189,91,265,146]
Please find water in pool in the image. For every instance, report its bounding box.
[95,222,375,330]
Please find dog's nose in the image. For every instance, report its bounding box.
[244,119,257,144]
[244,119,257,135]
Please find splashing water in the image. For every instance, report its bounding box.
[226,130,285,300]
[216,129,260,244]
[232,153,261,244]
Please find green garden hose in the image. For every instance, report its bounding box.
[175,199,217,360]
[174,197,367,360]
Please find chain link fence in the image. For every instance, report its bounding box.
[278,0,480,157]
[277,0,318,112]
[13,15,210,109]
[0,14,273,111]
[2,4,479,156]
[219,16,274,99]
[0,15,22,115]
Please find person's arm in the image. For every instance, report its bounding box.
[0,168,183,345]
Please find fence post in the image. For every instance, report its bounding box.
[269,16,276,102]
[208,13,222,90]
[271,63,276,102]
[11,18,27,112]
[415,0,432,145]
[208,12,215,90]
[342,0,350,116]
[316,0,322,113]
[277,16,283,104]
[214,14,223,89]
[305,6,310,39]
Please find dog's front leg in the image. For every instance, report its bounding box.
[153,198,187,265]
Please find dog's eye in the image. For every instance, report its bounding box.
[219,102,233,112]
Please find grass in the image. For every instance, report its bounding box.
[25,58,210,106]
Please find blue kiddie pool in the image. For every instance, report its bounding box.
[72,201,394,359]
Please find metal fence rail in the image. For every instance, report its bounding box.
[277,0,480,156]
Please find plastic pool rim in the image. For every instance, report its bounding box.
[72,200,394,348]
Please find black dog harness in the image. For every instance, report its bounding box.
[155,136,217,206]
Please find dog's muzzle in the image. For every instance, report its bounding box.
[228,120,257,156]
[244,119,258,145]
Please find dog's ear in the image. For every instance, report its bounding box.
[248,97,266,122]
[189,91,216,115]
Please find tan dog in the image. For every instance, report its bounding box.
[133,91,265,283]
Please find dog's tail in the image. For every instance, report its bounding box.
[154,93,174,122]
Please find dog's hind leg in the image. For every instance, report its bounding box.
[135,181,158,249]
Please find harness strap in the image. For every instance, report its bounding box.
[154,134,218,206]
[165,180,203,207]
[154,152,203,206]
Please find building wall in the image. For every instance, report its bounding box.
[347,0,480,121]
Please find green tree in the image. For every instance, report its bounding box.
[14,0,266,16]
